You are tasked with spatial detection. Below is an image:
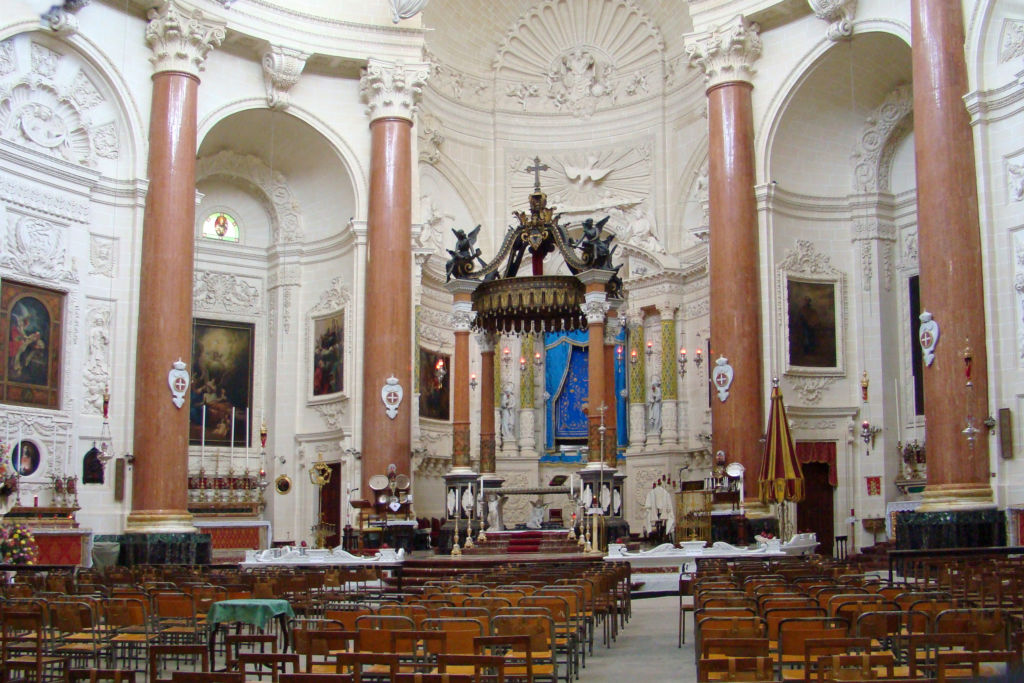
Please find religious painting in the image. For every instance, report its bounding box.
[784,276,847,374]
[12,440,40,477]
[418,347,450,421]
[312,311,344,397]
[201,211,240,242]
[189,319,254,448]
[0,280,63,409]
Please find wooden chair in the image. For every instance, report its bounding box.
[278,675,354,683]
[225,634,277,672]
[700,636,771,660]
[236,652,300,683]
[67,669,137,683]
[353,615,415,653]
[292,629,356,674]
[148,644,210,683]
[697,655,774,682]
[490,613,557,683]
[50,599,110,669]
[935,650,1020,683]
[170,673,244,683]
[934,608,1008,650]
[474,635,533,683]
[422,618,487,655]
[776,617,849,681]
[902,633,981,679]
[2,604,67,683]
[327,652,400,681]
[814,653,895,682]
[793,638,872,683]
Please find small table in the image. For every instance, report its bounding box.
[206,599,295,662]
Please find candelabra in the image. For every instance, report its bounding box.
[962,342,980,449]
[860,420,882,448]
[678,347,688,377]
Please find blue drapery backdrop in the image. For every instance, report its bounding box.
[543,329,628,457]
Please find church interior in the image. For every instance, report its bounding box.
[0,0,1023,624]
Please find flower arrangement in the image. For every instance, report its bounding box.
[0,524,38,565]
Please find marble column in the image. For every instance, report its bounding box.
[358,59,429,496]
[447,281,477,473]
[911,1,991,509]
[686,16,764,501]
[477,332,496,475]
[127,1,224,534]
[579,271,613,467]
[603,311,619,467]
[626,314,647,455]
[517,336,536,454]
[659,306,679,446]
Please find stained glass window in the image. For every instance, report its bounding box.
[202,212,240,242]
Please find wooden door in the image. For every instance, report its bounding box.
[796,462,835,557]
[319,462,342,548]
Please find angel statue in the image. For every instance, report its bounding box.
[445,225,486,281]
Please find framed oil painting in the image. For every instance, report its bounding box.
[312,311,344,398]
[419,347,450,421]
[787,279,837,368]
[189,319,254,448]
[776,240,846,377]
[0,280,63,409]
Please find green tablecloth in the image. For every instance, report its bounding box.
[206,599,294,630]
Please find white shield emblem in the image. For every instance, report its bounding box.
[167,358,190,409]
[918,312,939,367]
[381,375,403,419]
[712,356,734,402]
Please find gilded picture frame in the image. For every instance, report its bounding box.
[0,280,64,409]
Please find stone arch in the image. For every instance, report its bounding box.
[195,150,304,245]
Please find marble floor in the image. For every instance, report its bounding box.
[583,595,695,682]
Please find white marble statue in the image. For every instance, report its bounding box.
[486,492,507,532]
[648,379,662,433]
[526,498,550,529]
[500,382,517,440]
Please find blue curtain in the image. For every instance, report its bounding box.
[544,330,588,452]
[615,326,627,453]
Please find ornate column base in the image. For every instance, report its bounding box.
[661,399,678,445]
[894,507,1004,550]
[918,483,994,511]
[626,404,645,455]
[124,510,196,534]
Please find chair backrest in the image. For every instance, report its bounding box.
[170,673,244,683]
[68,669,137,683]
[377,604,428,628]
[279,675,354,683]
[697,655,773,682]
[763,606,826,640]
[353,614,414,653]
[935,649,1019,683]
[422,617,486,655]
[903,632,982,678]
[816,653,895,682]
[777,617,849,668]
[237,652,300,683]
[490,613,554,656]
[934,608,1007,650]
[700,636,770,660]
[149,644,210,683]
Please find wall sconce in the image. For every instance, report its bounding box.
[434,358,447,387]
[469,373,478,390]
[678,347,687,377]
[860,420,882,447]
[694,348,703,370]
[519,356,527,373]
[534,350,542,367]
[630,348,638,365]
[646,340,654,359]
[616,345,623,362]
[502,346,511,369]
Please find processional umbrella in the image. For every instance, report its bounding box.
[757,378,805,505]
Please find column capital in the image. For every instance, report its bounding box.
[684,14,762,90]
[582,291,611,325]
[262,44,309,110]
[475,332,495,353]
[146,1,226,78]
[360,59,430,122]
[451,300,475,332]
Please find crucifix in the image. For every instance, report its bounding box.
[525,156,548,191]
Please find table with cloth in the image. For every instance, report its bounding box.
[206,599,295,662]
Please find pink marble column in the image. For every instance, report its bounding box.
[686,17,764,501]
[358,60,430,496]
[911,0,991,508]
[579,271,613,468]
[477,333,496,475]
[127,2,224,534]
[446,281,477,473]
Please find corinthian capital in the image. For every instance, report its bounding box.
[684,15,762,89]
[262,45,309,110]
[581,292,611,325]
[146,1,226,78]
[360,59,430,122]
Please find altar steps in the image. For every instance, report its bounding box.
[465,529,581,555]
[384,552,601,592]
